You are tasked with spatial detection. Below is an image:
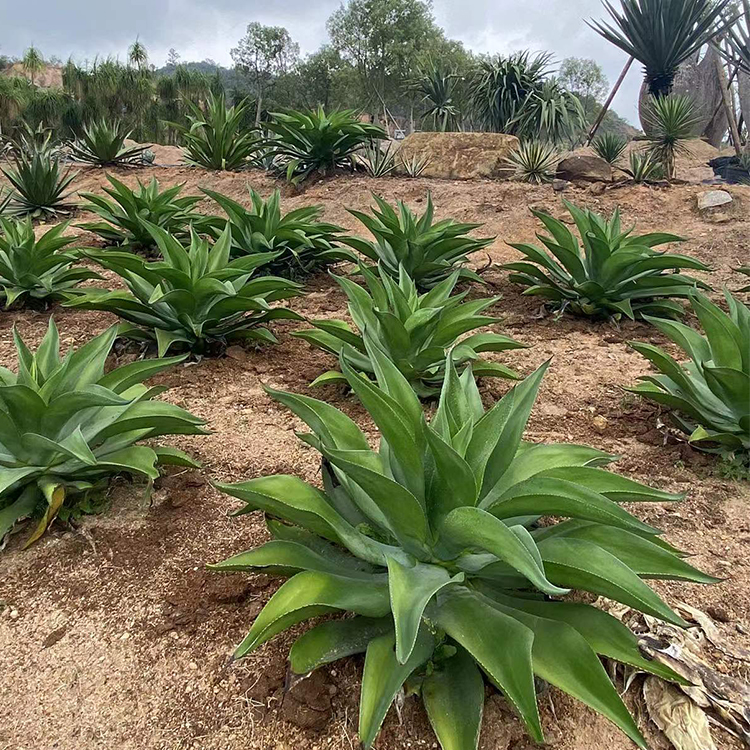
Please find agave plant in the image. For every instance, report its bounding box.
[64,223,303,356]
[0,150,77,218]
[78,174,206,251]
[342,194,493,289]
[169,91,260,171]
[629,291,750,457]
[644,95,702,179]
[263,106,388,183]
[293,264,523,397]
[201,187,349,278]
[400,153,431,178]
[359,141,397,178]
[592,133,628,165]
[506,141,558,184]
[624,150,664,182]
[0,319,206,546]
[211,344,713,750]
[504,199,711,319]
[0,217,99,306]
[69,119,151,166]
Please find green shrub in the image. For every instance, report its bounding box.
[293,263,523,397]
[506,140,558,184]
[0,319,205,547]
[359,141,397,178]
[64,223,303,356]
[201,187,349,278]
[624,151,664,183]
[592,133,627,165]
[69,119,151,166]
[78,174,206,251]
[644,95,701,179]
[629,291,750,458]
[504,199,710,319]
[343,193,493,289]
[211,346,712,750]
[0,217,99,306]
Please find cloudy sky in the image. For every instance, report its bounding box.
[0,0,642,122]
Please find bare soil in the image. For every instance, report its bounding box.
[1,164,749,750]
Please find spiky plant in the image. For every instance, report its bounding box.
[592,133,628,165]
[211,345,713,750]
[201,187,349,279]
[1,121,57,159]
[644,95,702,179]
[293,263,524,397]
[69,119,151,166]
[0,319,206,547]
[411,62,461,132]
[400,153,430,178]
[504,199,711,320]
[342,194,493,289]
[64,223,303,357]
[0,217,100,306]
[588,0,730,97]
[359,141,397,178]
[624,150,664,182]
[629,291,750,457]
[22,46,45,86]
[506,141,558,184]
[263,106,388,183]
[78,174,206,251]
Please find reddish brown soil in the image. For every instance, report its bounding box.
[0,165,749,750]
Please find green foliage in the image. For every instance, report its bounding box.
[359,141,397,177]
[558,57,609,102]
[342,193,492,289]
[263,106,388,182]
[644,95,702,179]
[22,46,45,86]
[589,0,730,97]
[0,319,205,547]
[293,263,523,397]
[400,153,430,177]
[211,345,712,750]
[78,174,206,251]
[592,133,627,165]
[506,141,558,184]
[504,199,710,320]
[624,150,664,182]
[64,223,303,357]
[411,62,461,131]
[629,291,750,457]
[69,119,151,166]
[202,187,350,278]
[0,218,99,306]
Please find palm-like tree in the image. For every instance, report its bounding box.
[22,46,45,86]
[412,62,461,132]
[644,94,702,177]
[128,38,149,70]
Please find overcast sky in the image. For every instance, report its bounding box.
[0,0,642,123]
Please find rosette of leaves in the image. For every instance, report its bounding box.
[64,223,303,357]
[211,343,713,750]
[0,217,100,307]
[69,119,151,166]
[628,291,750,457]
[78,174,207,251]
[0,319,206,547]
[342,194,493,289]
[201,187,350,278]
[293,263,524,397]
[504,199,710,319]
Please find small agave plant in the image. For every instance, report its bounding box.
[211,342,713,750]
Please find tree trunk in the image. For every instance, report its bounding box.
[255,91,263,126]
[714,52,742,156]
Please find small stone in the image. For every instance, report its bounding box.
[587,181,606,195]
[9,609,19,620]
[552,179,569,192]
[696,189,732,210]
[189,662,199,670]
[120,632,130,641]
[592,415,608,433]
[224,345,247,361]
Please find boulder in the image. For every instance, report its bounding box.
[697,189,733,210]
[396,132,520,180]
[556,155,613,183]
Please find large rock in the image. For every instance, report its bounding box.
[556,155,613,183]
[697,189,733,210]
[396,132,520,180]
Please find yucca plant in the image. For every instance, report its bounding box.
[644,95,701,179]
[592,133,628,165]
[263,106,388,183]
[624,150,664,182]
[293,263,523,397]
[506,141,558,184]
[211,344,713,750]
[359,141,397,178]
[0,319,206,547]
[169,91,260,171]
[411,62,461,132]
[64,223,303,356]
[0,217,100,306]
[504,199,711,319]
[201,186,349,278]
[69,119,151,166]
[0,150,77,218]
[400,153,430,178]
[342,194,493,289]
[78,174,206,251]
[629,291,750,457]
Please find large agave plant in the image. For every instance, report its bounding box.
[64,223,303,356]
[0,319,206,547]
[69,119,151,166]
[506,141,558,184]
[0,217,100,306]
[293,263,523,397]
[211,344,713,750]
[78,174,207,251]
[504,199,710,319]
[342,194,493,289]
[629,291,750,457]
[201,187,350,278]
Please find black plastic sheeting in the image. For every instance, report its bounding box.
[709,156,750,184]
